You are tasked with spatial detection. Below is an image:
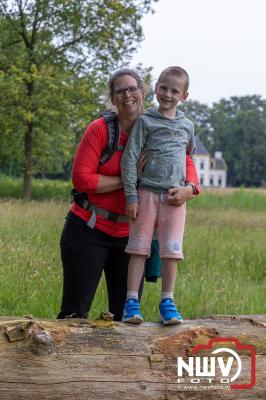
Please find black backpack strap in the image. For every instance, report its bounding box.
[100,111,121,165]
[70,111,125,229]
[71,188,128,228]
[71,188,91,210]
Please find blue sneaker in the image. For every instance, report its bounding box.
[122,298,143,324]
[159,298,183,325]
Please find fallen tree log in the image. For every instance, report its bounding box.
[0,315,265,400]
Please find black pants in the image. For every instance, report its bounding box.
[57,212,143,321]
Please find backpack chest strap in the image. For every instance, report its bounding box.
[71,189,128,228]
[87,204,128,228]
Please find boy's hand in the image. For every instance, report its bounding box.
[167,186,193,206]
[126,203,139,220]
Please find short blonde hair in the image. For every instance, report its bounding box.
[158,66,190,92]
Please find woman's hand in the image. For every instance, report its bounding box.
[137,148,147,180]
[166,186,193,206]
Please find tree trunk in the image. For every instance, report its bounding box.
[23,123,33,200]
[23,76,34,201]
[0,315,265,400]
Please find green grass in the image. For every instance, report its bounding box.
[1,175,266,211]
[0,176,72,200]
[189,187,266,212]
[0,188,265,320]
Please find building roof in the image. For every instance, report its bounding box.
[211,158,227,170]
[194,136,228,171]
[195,136,209,155]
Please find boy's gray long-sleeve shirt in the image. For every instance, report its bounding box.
[121,108,195,204]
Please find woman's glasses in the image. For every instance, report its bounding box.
[112,85,141,97]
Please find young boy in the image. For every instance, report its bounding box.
[121,66,195,325]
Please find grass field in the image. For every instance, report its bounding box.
[0,186,265,320]
[0,176,71,200]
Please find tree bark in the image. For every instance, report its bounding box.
[23,122,33,200]
[0,315,265,400]
[23,74,35,200]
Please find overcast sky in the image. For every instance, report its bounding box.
[131,0,266,105]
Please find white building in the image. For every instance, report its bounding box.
[194,137,227,188]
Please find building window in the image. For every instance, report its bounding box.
[218,176,222,186]
[210,176,214,185]
[200,160,204,170]
[210,161,214,168]
[200,175,204,185]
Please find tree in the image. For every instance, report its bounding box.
[0,0,157,199]
[179,100,213,146]
[210,96,266,186]
[135,63,155,109]
[181,96,266,187]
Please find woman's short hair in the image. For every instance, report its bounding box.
[108,68,143,96]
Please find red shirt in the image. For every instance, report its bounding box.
[71,117,199,237]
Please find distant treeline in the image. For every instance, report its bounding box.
[180,95,266,188]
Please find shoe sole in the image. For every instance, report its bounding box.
[122,315,143,324]
[160,316,183,325]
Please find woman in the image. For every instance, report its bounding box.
[57,68,199,321]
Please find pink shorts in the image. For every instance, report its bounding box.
[125,190,186,259]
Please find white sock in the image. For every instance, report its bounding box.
[161,291,174,300]
[127,291,139,300]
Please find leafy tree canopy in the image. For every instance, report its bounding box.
[181,96,266,187]
[0,0,157,198]
[210,96,266,186]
